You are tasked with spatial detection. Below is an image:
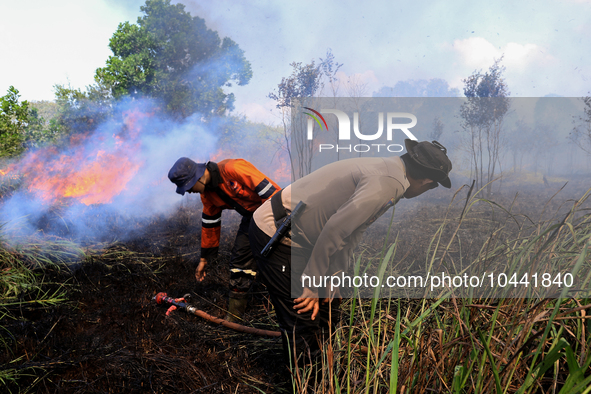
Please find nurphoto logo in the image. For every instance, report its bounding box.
[305,108,419,153]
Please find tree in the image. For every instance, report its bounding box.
[429,117,444,141]
[0,86,30,156]
[0,86,30,135]
[571,96,591,155]
[269,60,324,179]
[269,61,324,109]
[0,86,59,157]
[52,84,109,135]
[344,74,369,158]
[319,48,343,99]
[506,119,532,173]
[372,78,460,97]
[95,0,252,118]
[459,57,510,197]
[531,97,579,176]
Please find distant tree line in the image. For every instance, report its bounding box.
[571,96,591,155]
[372,78,460,98]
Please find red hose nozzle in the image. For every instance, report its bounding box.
[155,292,168,304]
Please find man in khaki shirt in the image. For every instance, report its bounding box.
[249,139,453,369]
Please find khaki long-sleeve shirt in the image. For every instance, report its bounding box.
[253,156,409,286]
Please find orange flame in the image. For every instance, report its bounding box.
[270,158,291,184]
[209,149,225,162]
[10,108,150,206]
[0,164,19,182]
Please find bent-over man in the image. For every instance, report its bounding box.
[168,157,281,322]
[249,139,453,368]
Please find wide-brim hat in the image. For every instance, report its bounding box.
[168,157,206,195]
[404,139,452,188]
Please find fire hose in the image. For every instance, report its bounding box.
[154,293,377,354]
[153,292,281,338]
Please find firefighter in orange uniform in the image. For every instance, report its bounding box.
[168,157,281,322]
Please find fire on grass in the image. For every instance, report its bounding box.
[0,109,149,206]
[1,118,291,208]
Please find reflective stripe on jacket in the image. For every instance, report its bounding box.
[201,159,281,260]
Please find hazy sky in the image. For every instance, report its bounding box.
[1,0,590,123]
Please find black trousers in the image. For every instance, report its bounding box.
[249,220,340,367]
[229,215,257,293]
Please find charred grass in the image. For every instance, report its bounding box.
[1,203,285,393]
[1,179,590,393]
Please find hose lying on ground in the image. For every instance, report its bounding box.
[153,292,281,338]
[154,293,384,355]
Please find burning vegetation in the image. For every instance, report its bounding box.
[2,108,148,207]
[0,92,590,393]
[0,93,296,392]
[1,2,590,392]
[1,92,590,394]
[1,166,590,393]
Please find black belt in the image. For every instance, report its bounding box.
[270,189,286,221]
[270,189,290,237]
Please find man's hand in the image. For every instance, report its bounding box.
[195,258,208,282]
[294,287,328,320]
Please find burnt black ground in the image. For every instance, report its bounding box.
[1,205,289,394]
[2,177,589,393]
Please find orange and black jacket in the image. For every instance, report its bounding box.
[200,159,281,260]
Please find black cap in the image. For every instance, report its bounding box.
[404,139,452,188]
[168,157,206,195]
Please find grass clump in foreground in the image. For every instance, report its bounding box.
[0,226,83,391]
[291,186,591,394]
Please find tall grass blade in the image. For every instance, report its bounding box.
[389,300,401,394]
